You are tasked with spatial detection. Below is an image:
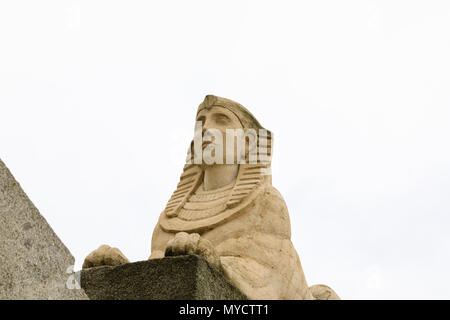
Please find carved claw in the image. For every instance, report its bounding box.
[82,244,129,269]
[164,232,221,271]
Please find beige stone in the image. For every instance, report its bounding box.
[83,95,339,300]
[82,244,129,269]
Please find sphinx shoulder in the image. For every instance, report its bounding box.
[245,184,292,238]
[258,185,289,215]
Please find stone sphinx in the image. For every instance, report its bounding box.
[83,95,339,300]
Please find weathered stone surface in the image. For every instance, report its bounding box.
[83,244,129,269]
[81,255,247,300]
[0,159,87,299]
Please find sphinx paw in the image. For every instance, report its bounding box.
[165,232,200,256]
[82,244,129,269]
[164,232,221,270]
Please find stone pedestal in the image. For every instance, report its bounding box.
[81,255,247,300]
[0,159,87,299]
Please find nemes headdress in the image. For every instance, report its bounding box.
[197,95,263,130]
[158,95,273,233]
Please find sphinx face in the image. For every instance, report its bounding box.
[195,106,245,166]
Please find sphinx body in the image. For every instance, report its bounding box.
[149,96,339,300]
[83,95,339,300]
[151,176,314,299]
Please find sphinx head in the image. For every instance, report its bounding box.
[189,95,270,166]
[164,95,272,219]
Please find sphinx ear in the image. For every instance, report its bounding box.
[244,129,258,164]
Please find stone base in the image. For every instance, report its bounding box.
[80,255,247,300]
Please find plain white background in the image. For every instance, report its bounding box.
[1,1,449,299]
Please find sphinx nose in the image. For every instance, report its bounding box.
[202,121,218,142]
[202,119,213,134]
[202,126,211,139]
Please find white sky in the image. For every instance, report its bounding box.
[1,1,449,299]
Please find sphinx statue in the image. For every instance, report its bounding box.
[83,95,339,300]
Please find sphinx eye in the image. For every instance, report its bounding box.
[213,114,230,124]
